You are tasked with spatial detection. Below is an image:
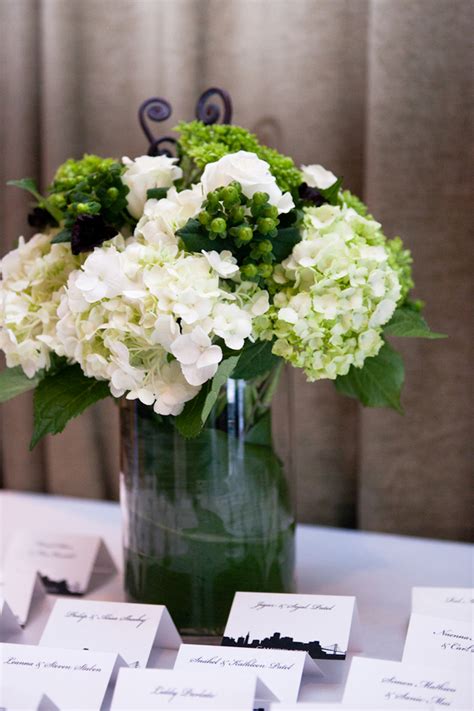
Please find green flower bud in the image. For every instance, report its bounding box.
[198,211,211,226]
[258,239,273,254]
[237,226,253,243]
[261,205,279,219]
[229,205,245,224]
[241,264,258,279]
[76,202,90,214]
[258,263,273,278]
[252,192,269,207]
[221,185,239,207]
[107,187,119,201]
[210,217,227,234]
[257,217,276,234]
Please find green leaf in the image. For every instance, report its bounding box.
[7,178,42,201]
[232,339,280,380]
[319,176,343,205]
[0,367,42,403]
[175,354,240,438]
[245,411,272,446]
[177,218,217,253]
[334,341,405,413]
[146,187,168,200]
[272,226,301,262]
[384,305,446,339]
[51,228,72,244]
[30,365,110,449]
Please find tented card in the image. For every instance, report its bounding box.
[175,643,321,703]
[0,642,124,711]
[40,598,181,667]
[0,597,23,642]
[402,613,473,672]
[0,567,46,626]
[110,666,257,709]
[222,592,361,674]
[342,657,472,709]
[5,530,116,595]
[412,587,474,621]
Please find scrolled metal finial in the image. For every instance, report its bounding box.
[138,97,177,156]
[195,87,233,125]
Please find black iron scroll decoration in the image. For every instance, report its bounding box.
[138,87,233,155]
[138,97,177,157]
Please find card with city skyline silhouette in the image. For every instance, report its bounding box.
[221,591,362,680]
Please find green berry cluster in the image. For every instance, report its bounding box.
[176,121,302,193]
[197,182,281,281]
[47,154,131,231]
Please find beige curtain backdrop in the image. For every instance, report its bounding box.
[0,0,472,541]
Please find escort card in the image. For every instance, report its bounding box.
[39,598,181,668]
[342,657,472,709]
[110,666,257,709]
[222,591,361,681]
[5,530,116,595]
[175,643,321,703]
[412,587,474,621]
[0,597,24,643]
[0,567,46,626]
[0,642,124,710]
[402,613,473,671]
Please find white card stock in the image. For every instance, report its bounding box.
[5,531,116,595]
[40,598,181,668]
[0,567,46,626]
[342,657,472,709]
[402,613,474,672]
[412,587,474,621]
[222,592,360,664]
[0,642,124,711]
[0,597,24,642]
[175,643,321,703]
[110,666,256,709]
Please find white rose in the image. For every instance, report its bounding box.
[122,155,183,219]
[301,164,338,190]
[201,151,294,214]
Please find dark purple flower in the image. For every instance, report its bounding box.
[71,215,116,255]
[28,207,58,230]
[298,182,326,207]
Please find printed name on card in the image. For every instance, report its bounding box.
[175,643,321,704]
[402,613,474,671]
[412,587,474,621]
[5,530,116,595]
[0,642,125,711]
[110,666,257,710]
[221,591,361,681]
[342,657,472,709]
[39,598,181,668]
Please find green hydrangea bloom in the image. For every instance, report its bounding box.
[176,121,302,193]
[340,190,413,301]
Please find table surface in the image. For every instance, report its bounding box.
[0,490,472,706]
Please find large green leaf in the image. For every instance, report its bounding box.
[30,365,110,449]
[51,228,72,244]
[334,341,405,413]
[7,178,42,201]
[176,218,215,252]
[0,366,42,403]
[175,355,240,438]
[384,305,446,339]
[232,339,280,380]
[271,226,301,262]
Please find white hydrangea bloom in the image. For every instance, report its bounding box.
[201,151,294,214]
[136,184,204,242]
[55,237,270,415]
[266,204,401,381]
[0,233,81,377]
[300,164,338,190]
[121,155,183,219]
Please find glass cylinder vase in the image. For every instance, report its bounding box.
[120,366,295,637]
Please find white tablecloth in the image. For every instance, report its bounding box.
[0,490,472,705]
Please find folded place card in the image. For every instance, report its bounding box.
[0,642,124,711]
[402,612,473,672]
[0,567,46,626]
[175,643,321,704]
[412,587,474,621]
[39,598,181,668]
[0,597,24,642]
[5,530,116,595]
[110,666,257,710]
[342,656,472,709]
[222,591,361,681]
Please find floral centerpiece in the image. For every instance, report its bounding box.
[0,89,443,635]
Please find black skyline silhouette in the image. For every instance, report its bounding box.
[221,631,346,660]
[40,574,82,596]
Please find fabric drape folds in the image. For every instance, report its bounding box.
[0,0,471,541]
